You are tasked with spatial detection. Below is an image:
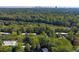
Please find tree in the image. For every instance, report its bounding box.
[11,31,17,36]
[0,40,2,46]
[17,30,22,35]
[24,43,31,52]
[52,29,56,38]
[67,30,74,41]
[29,36,40,51]
[39,35,49,48]
[15,42,24,52]
[72,35,79,46]
[0,46,12,52]
[50,38,73,52]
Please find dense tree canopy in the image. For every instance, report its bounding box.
[0,8,78,52]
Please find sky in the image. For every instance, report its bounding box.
[0,0,79,8]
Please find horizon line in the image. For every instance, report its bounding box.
[0,6,78,8]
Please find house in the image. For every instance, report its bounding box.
[22,46,26,48]
[26,32,37,35]
[56,32,68,36]
[22,45,31,48]
[26,32,30,35]
[56,32,68,38]
[0,32,10,35]
[21,33,26,35]
[41,48,48,52]
[56,32,68,35]
[2,41,17,46]
[32,33,37,35]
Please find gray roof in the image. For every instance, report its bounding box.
[42,48,48,52]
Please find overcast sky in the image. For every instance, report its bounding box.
[0,0,79,8]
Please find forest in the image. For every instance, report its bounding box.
[0,8,79,52]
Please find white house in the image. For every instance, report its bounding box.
[0,32,10,35]
[32,33,37,35]
[56,32,68,39]
[26,32,37,35]
[3,41,17,46]
[56,32,68,35]
[21,33,26,35]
